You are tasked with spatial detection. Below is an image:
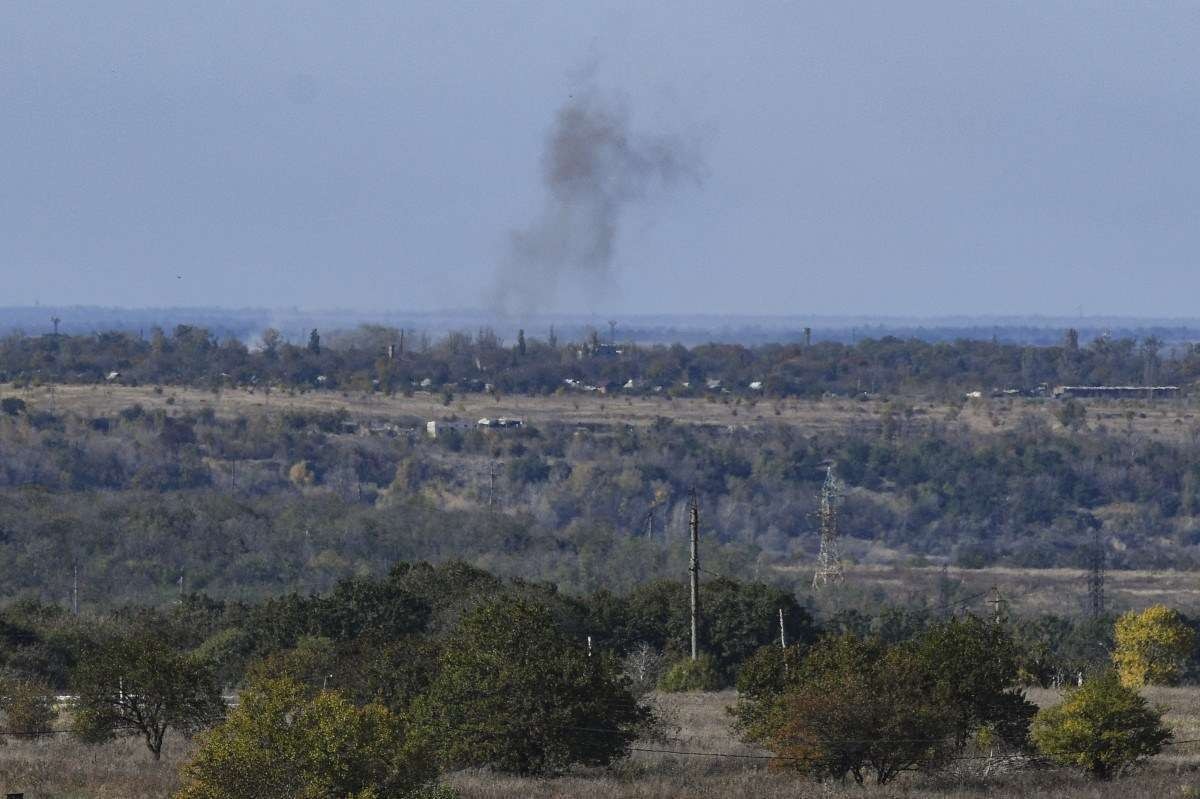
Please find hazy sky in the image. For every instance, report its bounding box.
[3,2,1199,317]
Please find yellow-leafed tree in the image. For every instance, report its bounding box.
[1112,605,1196,687]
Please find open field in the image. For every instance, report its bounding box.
[455,687,1200,798]
[7,382,1200,443]
[774,564,1200,617]
[5,689,1200,798]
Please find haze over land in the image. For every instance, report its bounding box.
[4,3,1200,316]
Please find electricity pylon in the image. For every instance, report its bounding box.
[812,465,845,589]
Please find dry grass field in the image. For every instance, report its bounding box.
[4,688,1200,798]
[772,563,1200,617]
[451,687,1200,799]
[7,382,1200,444]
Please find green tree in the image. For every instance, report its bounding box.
[410,595,648,775]
[1112,605,1196,687]
[913,616,1036,750]
[729,643,805,742]
[1032,670,1172,779]
[70,633,225,760]
[175,677,434,799]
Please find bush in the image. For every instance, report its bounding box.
[1032,670,1172,779]
[657,654,722,692]
[0,677,56,739]
[176,677,434,799]
[0,397,25,416]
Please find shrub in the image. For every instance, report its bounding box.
[657,654,722,692]
[0,677,56,739]
[1032,670,1172,779]
[175,677,433,799]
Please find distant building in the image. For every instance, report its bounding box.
[426,419,472,438]
[1053,385,1180,400]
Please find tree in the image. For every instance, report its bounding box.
[260,328,282,357]
[70,633,225,760]
[0,397,25,416]
[410,595,649,775]
[730,643,805,743]
[288,460,316,488]
[913,616,1036,750]
[307,329,321,355]
[1112,605,1196,687]
[1031,670,1171,779]
[1055,399,1087,431]
[760,635,958,785]
[175,677,434,799]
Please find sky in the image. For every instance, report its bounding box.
[2,1,1199,318]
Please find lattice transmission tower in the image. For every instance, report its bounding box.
[812,464,845,589]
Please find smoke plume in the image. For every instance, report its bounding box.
[493,88,702,314]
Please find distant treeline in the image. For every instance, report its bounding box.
[1,324,1197,397]
[0,559,1132,694]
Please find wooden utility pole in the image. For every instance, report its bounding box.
[689,495,700,660]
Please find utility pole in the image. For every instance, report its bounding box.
[51,316,61,336]
[689,494,700,661]
[1087,529,1106,618]
[72,563,78,615]
[488,461,497,508]
[812,465,845,589]
[608,319,618,344]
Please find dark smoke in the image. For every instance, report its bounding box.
[493,88,702,314]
